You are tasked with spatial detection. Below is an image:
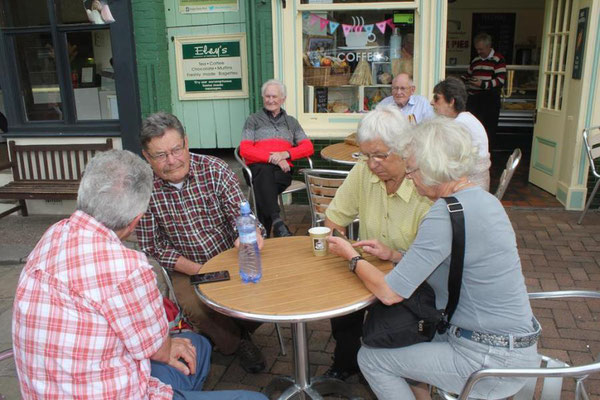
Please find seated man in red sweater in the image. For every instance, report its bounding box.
[240,79,314,237]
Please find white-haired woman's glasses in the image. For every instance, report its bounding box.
[405,166,420,177]
[357,149,393,163]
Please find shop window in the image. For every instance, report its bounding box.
[14,33,63,121]
[301,0,411,4]
[302,9,414,114]
[56,0,96,24]
[541,0,571,111]
[66,30,117,120]
[0,0,50,27]
[0,0,130,133]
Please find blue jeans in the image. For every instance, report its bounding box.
[151,332,267,400]
[358,330,540,400]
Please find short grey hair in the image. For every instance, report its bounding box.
[357,105,412,153]
[261,79,286,97]
[140,112,186,150]
[406,117,477,186]
[77,150,153,231]
[474,32,492,47]
[433,77,467,112]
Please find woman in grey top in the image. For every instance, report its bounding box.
[328,118,540,400]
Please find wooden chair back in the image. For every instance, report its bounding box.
[302,169,349,227]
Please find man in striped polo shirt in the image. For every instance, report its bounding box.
[464,32,506,149]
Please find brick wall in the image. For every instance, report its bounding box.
[131,0,172,117]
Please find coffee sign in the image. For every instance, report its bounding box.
[174,34,248,100]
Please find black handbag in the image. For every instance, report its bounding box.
[362,197,465,349]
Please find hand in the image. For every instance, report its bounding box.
[168,337,197,375]
[469,77,483,88]
[234,227,264,250]
[354,239,394,261]
[277,159,290,173]
[269,151,289,164]
[327,236,360,261]
[256,228,264,250]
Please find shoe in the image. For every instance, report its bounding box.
[272,221,292,237]
[237,338,265,373]
[323,366,357,381]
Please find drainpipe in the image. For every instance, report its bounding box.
[246,1,261,112]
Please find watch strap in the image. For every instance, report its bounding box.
[349,256,363,273]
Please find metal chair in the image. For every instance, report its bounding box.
[234,146,313,220]
[437,290,600,400]
[494,148,522,201]
[301,168,359,239]
[578,126,600,224]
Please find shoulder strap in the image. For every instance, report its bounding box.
[442,196,465,323]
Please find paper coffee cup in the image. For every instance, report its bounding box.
[309,227,331,256]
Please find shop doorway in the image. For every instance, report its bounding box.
[528,0,573,194]
[446,0,569,206]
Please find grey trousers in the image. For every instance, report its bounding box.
[358,330,540,400]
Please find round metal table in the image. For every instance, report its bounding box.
[195,236,393,399]
[320,142,360,166]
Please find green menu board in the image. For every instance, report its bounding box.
[175,34,248,100]
[179,0,238,14]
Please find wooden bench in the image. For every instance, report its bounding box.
[0,139,113,219]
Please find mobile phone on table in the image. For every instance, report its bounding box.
[332,228,363,255]
[190,270,231,285]
[332,228,351,243]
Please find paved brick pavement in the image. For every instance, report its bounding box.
[1,206,600,399]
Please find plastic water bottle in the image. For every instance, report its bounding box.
[237,201,262,283]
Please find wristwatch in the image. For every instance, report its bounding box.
[348,256,364,273]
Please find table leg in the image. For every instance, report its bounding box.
[291,321,310,390]
[265,321,358,399]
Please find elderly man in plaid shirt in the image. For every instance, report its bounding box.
[12,150,266,400]
[136,112,266,374]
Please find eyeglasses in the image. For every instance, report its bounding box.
[405,166,420,177]
[357,149,393,163]
[391,86,414,93]
[148,142,185,163]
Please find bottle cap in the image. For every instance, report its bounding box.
[240,201,251,215]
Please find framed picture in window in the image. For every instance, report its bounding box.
[305,35,335,53]
[372,62,392,85]
[81,66,94,84]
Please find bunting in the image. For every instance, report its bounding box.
[329,21,340,34]
[376,20,388,34]
[342,24,353,36]
[306,14,397,37]
[319,17,328,31]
